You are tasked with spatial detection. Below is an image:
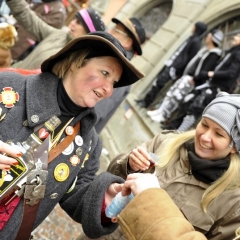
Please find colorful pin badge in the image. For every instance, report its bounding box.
[65,126,74,136]
[54,163,69,182]
[0,87,19,108]
[70,155,80,166]
[38,128,49,139]
[75,135,83,146]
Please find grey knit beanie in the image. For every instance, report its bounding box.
[202,92,240,151]
[211,29,224,46]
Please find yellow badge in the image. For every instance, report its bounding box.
[54,163,70,182]
[0,87,19,108]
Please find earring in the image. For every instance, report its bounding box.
[229,141,233,148]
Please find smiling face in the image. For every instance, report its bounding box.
[68,18,88,38]
[62,56,123,108]
[194,117,236,160]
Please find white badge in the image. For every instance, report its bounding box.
[75,135,83,146]
[62,139,74,155]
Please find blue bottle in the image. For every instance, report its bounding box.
[105,192,134,218]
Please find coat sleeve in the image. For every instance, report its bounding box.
[118,188,207,240]
[213,51,240,80]
[58,131,125,238]
[6,0,59,42]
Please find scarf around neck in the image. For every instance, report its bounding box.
[185,141,230,184]
[55,80,86,133]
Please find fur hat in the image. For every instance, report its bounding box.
[202,92,240,151]
[0,23,17,50]
[75,8,105,33]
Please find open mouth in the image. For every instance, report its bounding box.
[200,141,212,150]
[93,90,102,98]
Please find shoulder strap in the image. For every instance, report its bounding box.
[15,121,80,240]
[48,121,80,163]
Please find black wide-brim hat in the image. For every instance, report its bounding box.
[41,31,144,88]
[112,17,146,55]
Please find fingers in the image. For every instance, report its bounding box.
[105,183,123,206]
[123,173,160,196]
[128,147,152,171]
[0,141,22,170]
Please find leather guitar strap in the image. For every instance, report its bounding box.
[15,122,80,240]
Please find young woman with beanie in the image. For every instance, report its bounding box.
[105,92,240,240]
[0,31,144,239]
[5,0,105,69]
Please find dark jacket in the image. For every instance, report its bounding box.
[171,35,202,76]
[0,71,124,239]
[200,45,240,91]
[185,47,222,86]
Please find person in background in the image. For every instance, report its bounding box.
[105,92,240,240]
[10,0,67,62]
[118,173,208,240]
[146,29,223,123]
[135,21,207,108]
[5,0,105,69]
[94,17,146,134]
[0,22,17,67]
[0,31,144,239]
[176,33,240,132]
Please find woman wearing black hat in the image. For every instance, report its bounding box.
[5,0,105,70]
[0,31,144,240]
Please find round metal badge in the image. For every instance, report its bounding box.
[70,155,80,166]
[75,135,83,146]
[62,139,74,155]
[54,163,70,182]
[65,126,74,136]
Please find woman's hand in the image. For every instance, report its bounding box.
[128,146,152,171]
[122,173,160,196]
[0,140,22,170]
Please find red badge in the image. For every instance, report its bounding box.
[0,87,19,108]
[38,128,50,139]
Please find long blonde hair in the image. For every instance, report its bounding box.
[157,130,240,212]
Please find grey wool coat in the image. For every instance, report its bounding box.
[0,71,124,239]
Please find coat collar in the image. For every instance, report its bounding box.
[25,72,97,134]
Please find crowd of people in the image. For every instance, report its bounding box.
[0,1,240,240]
